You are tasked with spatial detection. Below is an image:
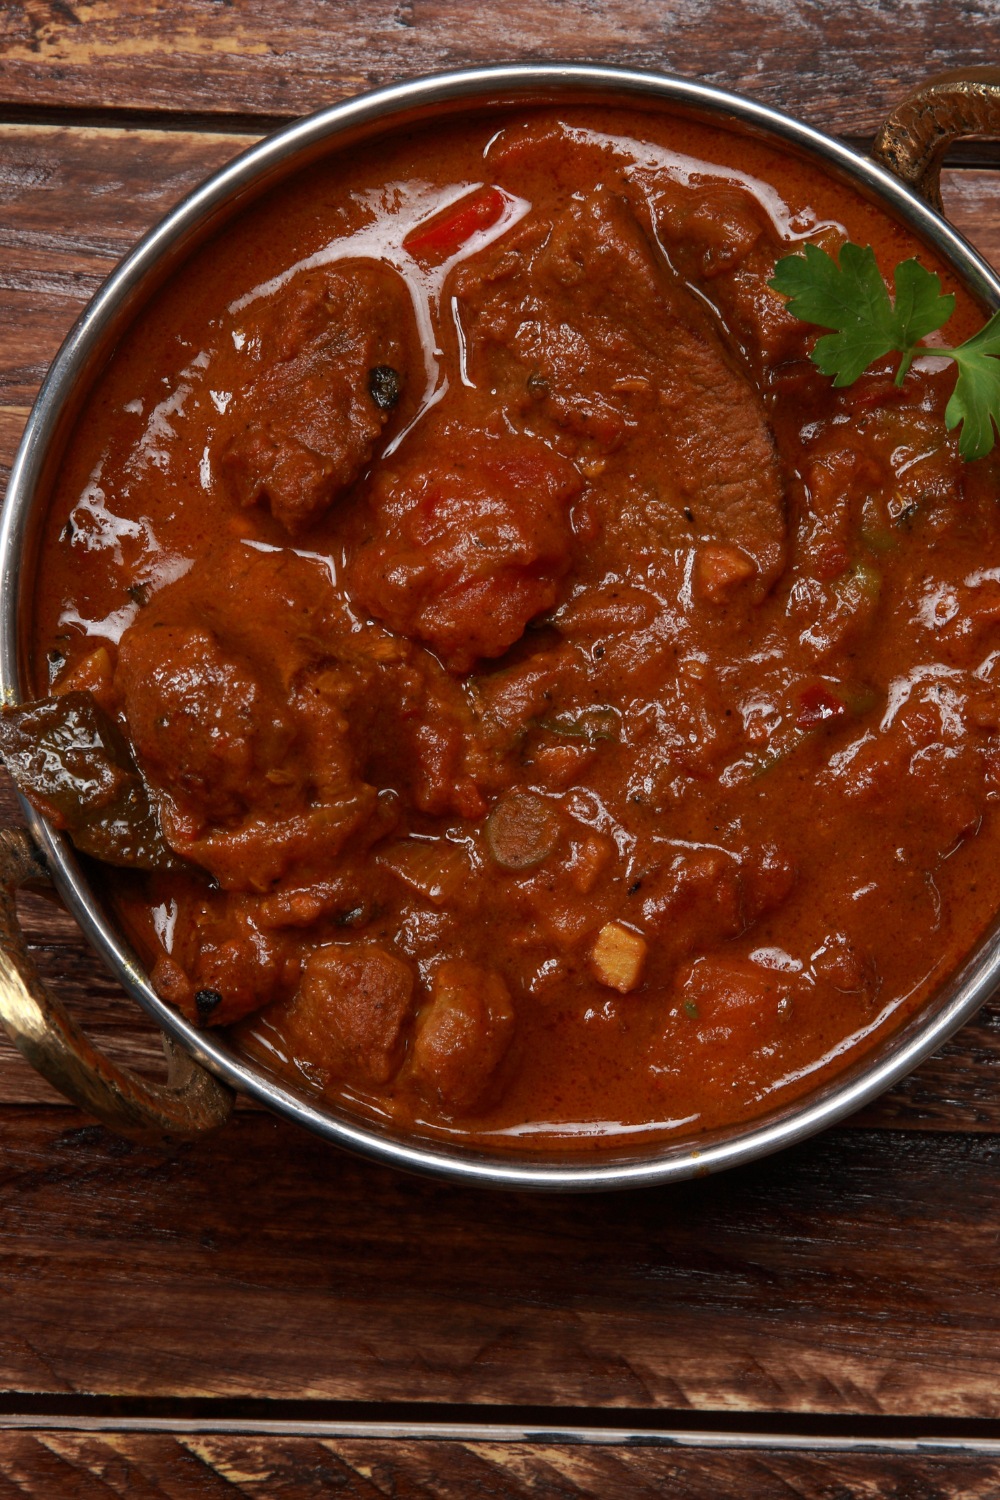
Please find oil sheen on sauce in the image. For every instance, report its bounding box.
[28,106,1000,1151]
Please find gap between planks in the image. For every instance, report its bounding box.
[0,1417,1000,1456]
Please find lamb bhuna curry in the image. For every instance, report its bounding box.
[8,106,1000,1149]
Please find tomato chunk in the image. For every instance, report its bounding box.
[348,415,580,671]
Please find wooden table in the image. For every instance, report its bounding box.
[2,4,1000,1494]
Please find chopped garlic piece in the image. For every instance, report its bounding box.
[589,921,647,993]
[695,543,756,604]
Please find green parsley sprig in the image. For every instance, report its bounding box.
[769,242,1000,461]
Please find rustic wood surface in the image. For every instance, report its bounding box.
[1,1112,1000,1417]
[4,4,1000,1494]
[1,0,999,140]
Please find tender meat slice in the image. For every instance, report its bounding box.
[810,932,880,1006]
[172,545,489,817]
[488,118,770,278]
[827,671,988,859]
[176,794,384,893]
[113,551,385,884]
[114,545,492,884]
[640,847,746,955]
[347,414,580,672]
[271,943,415,1088]
[410,959,515,1112]
[343,624,490,818]
[486,117,802,374]
[455,188,786,591]
[115,623,295,827]
[219,264,415,534]
[116,618,386,890]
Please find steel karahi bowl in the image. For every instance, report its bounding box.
[1,63,999,1190]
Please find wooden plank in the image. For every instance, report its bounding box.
[0,1114,997,1412]
[0,1431,998,1498]
[0,124,249,420]
[0,0,999,139]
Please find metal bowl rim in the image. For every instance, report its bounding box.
[3,61,999,1190]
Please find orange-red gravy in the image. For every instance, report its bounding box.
[28,106,1000,1149]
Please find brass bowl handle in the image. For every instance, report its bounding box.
[0,827,234,1142]
[871,66,1000,211]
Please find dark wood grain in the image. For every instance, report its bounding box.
[0,123,248,416]
[0,1113,997,1413]
[1,0,999,140]
[0,1431,998,1498]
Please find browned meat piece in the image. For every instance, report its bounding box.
[271,943,416,1087]
[347,410,580,672]
[410,959,515,1112]
[113,545,491,884]
[455,187,786,591]
[115,623,295,829]
[829,674,989,861]
[151,897,298,1026]
[639,842,796,967]
[487,117,802,374]
[650,954,798,1106]
[219,264,415,534]
[112,550,382,886]
[177,794,384,893]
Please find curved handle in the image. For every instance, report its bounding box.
[871,67,1000,212]
[0,827,234,1143]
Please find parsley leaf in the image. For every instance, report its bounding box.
[769,242,1000,460]
[772,243,899,385]
[892,258,957,344]
[946,311,1000,460]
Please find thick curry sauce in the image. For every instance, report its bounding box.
[20,107,1000,1148]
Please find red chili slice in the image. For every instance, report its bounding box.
[403,186,507,261]
[796,682,849,730]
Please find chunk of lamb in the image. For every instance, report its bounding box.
[486,117,803,376]
[220,264,414,533]
[455,187,786,592]
[410,959,515,1112]
[268,943,416,1088]
[113,598,380,889]
[151,897,297,1026]
[347,414,581,671]
[115,623,295,834]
